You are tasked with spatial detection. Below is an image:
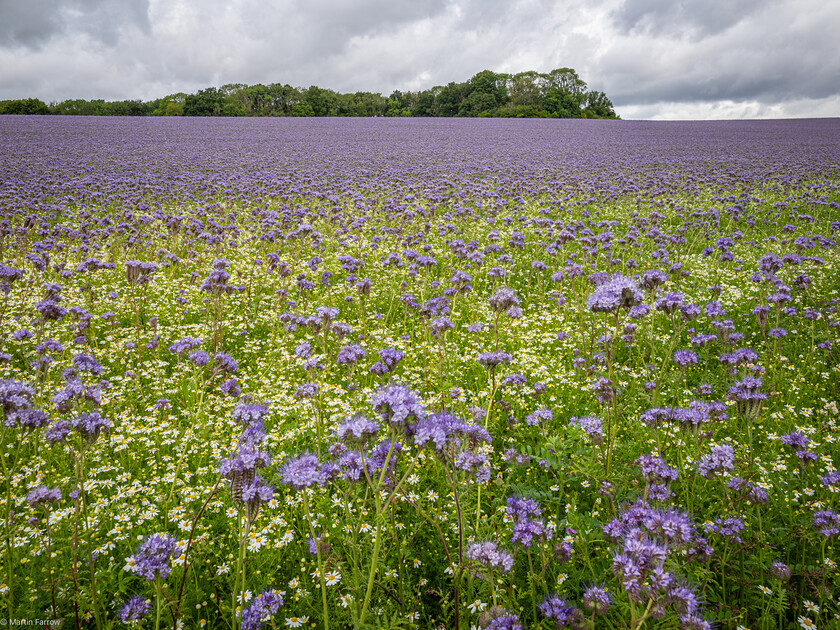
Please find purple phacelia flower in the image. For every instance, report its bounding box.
[697,445,735,478]
[281,453,330,491]
[673,349,699,367]
[582,584,613,615]
[335,414,379,448]
[465,540,514,575]
[119,595,150,623]
[586,274,643,313]
[336,343,365,365]
[128,533,179,581]
[241,589,284,630]
[45,420,72,444]
[812,510,840,537]
[26,486,62,508]
[168,337,203,357]
[539,594,583,627]
[372,382,425,428]
[569,415,603,442]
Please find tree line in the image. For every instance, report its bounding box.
[0,68,617,119]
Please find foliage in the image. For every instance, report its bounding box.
[2,68,619,119]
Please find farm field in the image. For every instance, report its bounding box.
[0,116,839,629]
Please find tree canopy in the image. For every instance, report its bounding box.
[0,68,618,119]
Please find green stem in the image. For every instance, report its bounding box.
[303,492,330,630]
[155,578,163,630]
[477,376,498,526]
[358,438,398,627]
[527,548,537,622]
[232,509,250,630]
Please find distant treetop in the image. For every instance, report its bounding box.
[0,68,618,119]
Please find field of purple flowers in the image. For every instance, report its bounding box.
[1,116,839,630]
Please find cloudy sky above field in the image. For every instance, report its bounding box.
[0,0,838,119]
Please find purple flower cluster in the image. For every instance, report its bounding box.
[167,336,203,357]
[488,287,521,317]
[372,382,426,428]
[484,610,523,630]
[525,407,552,426]
[604,502,708,624]
[477,351,513,370]
[727,477,769,505]
[0,378,35,423]
[213,352,238,374]
[335,414,379,447]
[241,589,284,630]
[568,415,603,442]
[72,411,111,444]
[636,454,679,484]
[26,486,62,508]
[704,517,746,543]
[336,343,365,365]
[119,595,150,623]
[697,445,735,478]
[812,509,840,537]
[370,347,403,376]
[125,260,158,285]
[53,379,101,414]
[539,594,583,628]
[231,401,270,426]
[127,534,179,581]
[280,453,335,491]
[728,376,766,420]
[586,274,644,313]
[582,584,613,615]
[465,540,514,575]
[673,349,699,368]
[507,495,552,548]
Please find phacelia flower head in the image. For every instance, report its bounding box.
[231,401,270,426]
[128,534,179,581]
[72,411,110,444]
[168,336,203,357]
[569,415,603,442]
[728,376,766,421]
[769,560,791,581]
[673,349,699,368]
[488,287,521,315]
[465,540,514,575]
[582,584,613,615]
[281,453,330,491]
[119,595,150,623]
[26,486,62,508]
[539,594,584,627]
[813,509,840,537]
[483,609,523,630]
[0,378,35,422]
[636,454,679,484]
[241,589,284,630]
[697,445,735,478]
[478,351,513,370]
[335,414,379,448]
[372,382,425,429]
[586,274,644,313]
[336,343,365,365]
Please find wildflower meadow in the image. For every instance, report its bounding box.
[1,116,839,630]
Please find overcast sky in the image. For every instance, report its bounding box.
[1,0,838,120]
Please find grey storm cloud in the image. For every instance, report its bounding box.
[0,0,150,48]
[611,0,769,39]
[0,0,838,119]
[598,0,840,108]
